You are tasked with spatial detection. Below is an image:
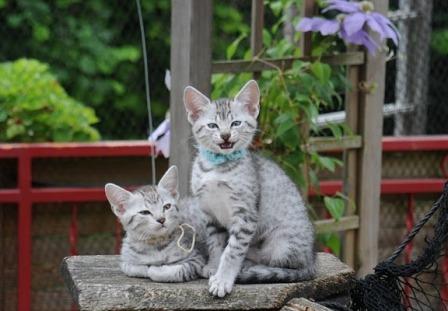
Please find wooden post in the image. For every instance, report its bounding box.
[342,47,360,269]
[251,0,264,79]
[169,0,212,196]
[300,0,315,199]
[356,0,388,276]
[300,0,314,56]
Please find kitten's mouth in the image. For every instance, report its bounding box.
[219,142,234,150]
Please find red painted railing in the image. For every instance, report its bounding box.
[0,141,154,311]
[1,136,447,310]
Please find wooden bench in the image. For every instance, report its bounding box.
[61,252,354,310]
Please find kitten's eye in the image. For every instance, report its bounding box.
[139,210,152,215]
[231,121,241,127]
[207,123,218,129]
[163,204,171,210]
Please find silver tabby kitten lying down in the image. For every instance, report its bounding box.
[184,80,316,297]
[104,166,205,282]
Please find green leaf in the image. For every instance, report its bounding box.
[32,24,50,42]
[431,30,448,55]
[326,233,341,256]
[0,59,100,142]
[310,62,331,83]
[274,113,297,137]
[6,124,26,139]
[269,1,284,16]
[324,196,345,221]
[327,123,343,138]
[262,29,272,46]
[226,33,247,60]
[317,155,341,172]
[317,233,341,256]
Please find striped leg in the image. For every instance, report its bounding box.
[209,207,257,297]
[202,222,228,278]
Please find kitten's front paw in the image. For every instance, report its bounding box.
[201,263,218,278]
[147,265,169,282]
[208,274,234,298]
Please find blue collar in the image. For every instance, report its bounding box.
[199,147,247,166]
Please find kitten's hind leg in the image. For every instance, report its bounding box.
[148,254,205,282]
[202,223,227,278]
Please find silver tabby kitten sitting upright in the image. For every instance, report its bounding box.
[184,80,316,297]
[105,166,205,282]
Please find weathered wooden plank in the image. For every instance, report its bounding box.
[342,46,361,268]
[356,0,388,276]
[281,298,333,311]
[307,136,362,153]
[314,216,360,234]
[169,0,212,196]
[251,0,264,79]
[61,253,354,311]
[212,52,365,73]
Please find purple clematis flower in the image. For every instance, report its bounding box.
[297,17,340,35]
[296,0,399,55]
[322,0,360,14]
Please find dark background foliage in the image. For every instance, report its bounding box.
[0,0,253,140]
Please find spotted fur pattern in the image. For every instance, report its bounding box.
[105,166,205,282]
[184,80,316,297]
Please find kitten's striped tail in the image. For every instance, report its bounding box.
[236,262,316,284]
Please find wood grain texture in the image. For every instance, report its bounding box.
[300,0,315,56]
[280,298,332,311]
[251,0,264,79]
[169,0,212,196]
[342,46,361,269]
[61,253,354,311]
[307,136,362,153]
[212,53,365,73]
[315,216,360,234]
[356,0,388,276]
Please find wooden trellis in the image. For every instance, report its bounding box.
[169,0,388,276]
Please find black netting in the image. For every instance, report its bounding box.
[350,183,448,310]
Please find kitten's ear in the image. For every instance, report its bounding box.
[234,80,260,118]
[158,166,179,199]
[183,86,210,123]
[105,183,132,217]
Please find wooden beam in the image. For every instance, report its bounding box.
[212,52,365,73]
[170,0,212,196]
[307,136,362,153]
[314,216,359,234]
[356,0,388,276]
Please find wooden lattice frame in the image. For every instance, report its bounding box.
[169,0,388,275]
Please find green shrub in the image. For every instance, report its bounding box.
[0,59,100,142]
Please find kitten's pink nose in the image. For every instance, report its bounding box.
[220,133,231,141]
[157,217,166,224]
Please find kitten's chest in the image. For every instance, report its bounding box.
[194,171,234,227]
